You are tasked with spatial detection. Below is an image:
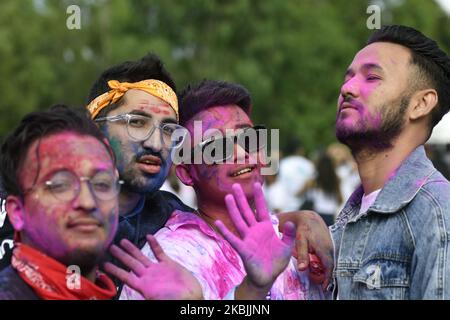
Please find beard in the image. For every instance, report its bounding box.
[121,160,170,194]
[59,247,106,277]
[335,94,410,154]
[119,147,171,194]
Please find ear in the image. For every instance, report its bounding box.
[175,164,194,186]
[409,89,438,121]
[5,196,25,231]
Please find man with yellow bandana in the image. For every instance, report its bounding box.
[86,53,200,298]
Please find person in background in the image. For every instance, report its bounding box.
[277,138,315,211]
[326,143,360,204]
[300,150,343,226]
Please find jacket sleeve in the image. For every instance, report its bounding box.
[409,188,450,299]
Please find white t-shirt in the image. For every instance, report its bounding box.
[277,156,316,211]
[359,189,381,215]
[307,189,341,217]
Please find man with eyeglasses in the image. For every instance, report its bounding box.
[119,80,327,300]
[0,105,119,300]
[84,54,203,297]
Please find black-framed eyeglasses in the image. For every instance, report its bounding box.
[23,170,124,202]
[191,125,267,163]
[95,113,187,149]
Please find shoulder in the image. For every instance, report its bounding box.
[0,266,39,300]
[421,170,450,206]
[150,211,224,263]
[406,172,450,237]
[153,190,194,212]
[155,210,211,243]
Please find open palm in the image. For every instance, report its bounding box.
[104,235,203,300]
[215,183,296,288]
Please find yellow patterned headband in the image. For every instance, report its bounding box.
[86,79,178,120]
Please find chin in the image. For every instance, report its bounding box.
[142,176,165,193]
[71,238,106,253]
[336,124,359,144]
[237,180,256,196]
[60,244,105,271]
[124,174,162,194]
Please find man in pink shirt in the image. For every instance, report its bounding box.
[118,80,327,300]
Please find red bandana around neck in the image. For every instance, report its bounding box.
[11,243,116,300]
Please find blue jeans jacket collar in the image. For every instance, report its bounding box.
[336,145,437,224]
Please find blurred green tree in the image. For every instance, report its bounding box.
[0,0,448,154]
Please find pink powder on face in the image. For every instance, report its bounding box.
[157,104,171,110]
[150,106,162,114]
[337,45,386,125]
[136,102,172,116]
[137,98,171,109]
[363,109,383,130]
[18,132,117,261]
[187,106,264,197]
[21,133,112,186]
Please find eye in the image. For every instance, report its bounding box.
[162,124,176,135]
[129,116,149,128]
[366,75,381,81]
[92,180,113,192]
[46,180,71,193]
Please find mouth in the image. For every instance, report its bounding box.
[229,165,257,178]
[137,155,162,174]
[340,102,358,111]
[67,219,102,233]
[339,101,361,113]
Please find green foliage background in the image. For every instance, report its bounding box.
[0,0,449,153]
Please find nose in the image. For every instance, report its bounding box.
[142,126,163,153]
[73,180,97,212]
[340,76,359,101]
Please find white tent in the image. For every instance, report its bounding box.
[429,112,450,144]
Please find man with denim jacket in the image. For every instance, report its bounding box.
[332,25,450,299]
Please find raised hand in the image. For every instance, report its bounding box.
[215,182,296,297]
[104,235,203,300]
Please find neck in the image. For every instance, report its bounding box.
[197,194,254,237]
[82,268,98,283]
[118,189,143,216]
[352,140,419,195]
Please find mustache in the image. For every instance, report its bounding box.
[67,212,105,227]
[340,96,365,111]
[135,150,164,163]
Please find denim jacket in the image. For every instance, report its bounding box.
[330,145,450,299]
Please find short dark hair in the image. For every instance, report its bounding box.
[178,80,252,126]
[86,52,176,119]
[0,105,114,196]
[367,25,450,128]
